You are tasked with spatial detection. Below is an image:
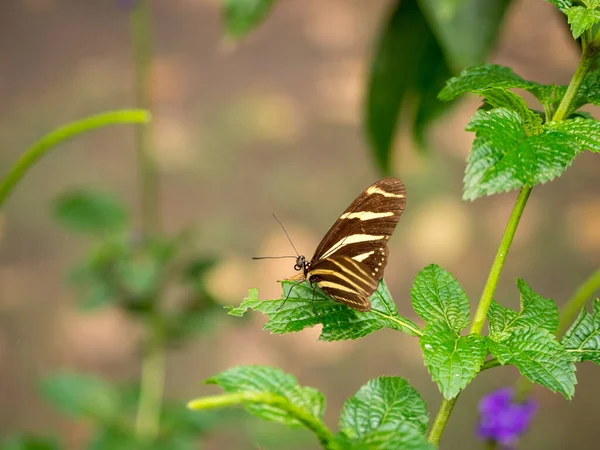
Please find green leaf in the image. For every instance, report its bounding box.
[573,69,600,111]
[53,189,128,235]
[222,0,277,38]
[366,0,441,173]
[410,264,470,332]
[206,365,324,427]
[419,0,512,70]
[464,108,580,200]
[546,0,572,11]
[546,117,600,152]
[336,422,435,450]
[228,280,421,341]
[565,6,600,38]
[488,328,577,398]
[339,377,429,438]
[562,298,600,365]
[0,436,61,450]
[420,321,487,399]
[488,279,559,340]
[438,63,566,112]
[481,89,543,134]
[40,373,120,421]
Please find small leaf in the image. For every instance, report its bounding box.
[562,298,600,365]
[40,373,120,421]
[481,89,543,134]
[546,117,600,152]
[565,6,600,38]
[222,0,277,38]
[206,365,324,427]
[488,328,577,399]
[545,0,572,11]
[0,436,61,450]
[53,189,128,235]
[228,281,421,341]
[463,108,580,200]
[410,264,470,332]
[339,377,429,438]
[573,70,600,111]
[420,321,487,399]
[488,279,559,339]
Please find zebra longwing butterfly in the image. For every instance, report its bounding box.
[271,177,406,312]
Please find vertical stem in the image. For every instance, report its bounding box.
[557,268,600,336]
[131,0,160,235]
[131,0,164,441]
[470,187,532,335]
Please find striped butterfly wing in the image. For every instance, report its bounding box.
[307,177,406,311]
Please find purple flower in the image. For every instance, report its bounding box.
[477,387,537,448]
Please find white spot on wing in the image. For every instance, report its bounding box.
[340,211,395,220]
[352,251,375,262]
[366,186,405,198]
[321,234,385,259]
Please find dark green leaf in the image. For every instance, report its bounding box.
[53,189,128,235]
[562,298,600,365]
[487,328,577,398]
[546,0,572,11]
[481,89,543,134]
[0,436,61,450]
[206,365,324,428]
[40,373,120,422]
[222,0,277,38]
[464,108,580,200]
[339,377,429,439]
[546,117,600,152]
[365,0,438,173]
[565,6,600,38]
[419,0,512,70]
[228,280,421,341]
[420,321,487,399]
[410,264,470,332]
[573,70,600,111]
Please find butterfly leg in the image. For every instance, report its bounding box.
[276,279,304,311]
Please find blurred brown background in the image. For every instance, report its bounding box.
[0,0,599,448]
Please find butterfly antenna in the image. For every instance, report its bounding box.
[252,256,297,260]
[272,213,300,257]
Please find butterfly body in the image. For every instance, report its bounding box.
[292,177,406,312]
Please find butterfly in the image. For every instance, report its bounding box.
[257,178,406,312]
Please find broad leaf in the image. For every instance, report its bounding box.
[419,0,512,70]
[222,0,277,38]
[546,117,600,152]
[488,279,559,340]
[562,298,600,365]
[53,189,128,235]
[410,264,470,332]
[420,321,487,399]
[464,108,580,200]
[565,6,600,38]
[366,0,444,173]
[228,281,421,341]
[339,377,429,438]
[205,366,324,428]
[488,328,577,398]
[40,373,120,421]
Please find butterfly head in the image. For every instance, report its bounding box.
[294,255,310,275]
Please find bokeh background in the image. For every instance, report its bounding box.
[1,0,599,448]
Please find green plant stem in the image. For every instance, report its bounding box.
[428,187,531,446]
[131,0,164,442]
[135,319,166,441]
[131,0,160,235]
[188,392,337,448]
[0,110,149,209]
[429,34,598,445]
[558,268,600,336]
